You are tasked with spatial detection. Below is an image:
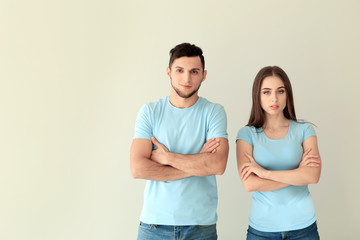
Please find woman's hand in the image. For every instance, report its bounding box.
[299,148,321,168]
[240,153,269,180]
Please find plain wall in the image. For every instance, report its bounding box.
[1,0,359,239]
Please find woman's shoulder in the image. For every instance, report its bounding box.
[290,120,316,135]
[237,125,261,137]
[291,119,313,128]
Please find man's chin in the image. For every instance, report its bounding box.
[174,88,199,99]
[177,92,196,99]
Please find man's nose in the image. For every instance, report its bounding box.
[183,72,191,83]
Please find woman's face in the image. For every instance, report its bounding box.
[260,76,287,116]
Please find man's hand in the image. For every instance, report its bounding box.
[200,138,220,153]
[150,137,220,166]
[150,137,169,165]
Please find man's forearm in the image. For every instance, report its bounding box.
[131,156,192,181]
[130,138,192,181]
[165,151,227,176]
[149,137,229,177]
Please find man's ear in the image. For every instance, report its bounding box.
[166,67,171,78]
[202,70,207,82]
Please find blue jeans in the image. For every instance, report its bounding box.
[246,221,320,240]
[137,222,217,240]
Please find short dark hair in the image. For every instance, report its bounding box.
[169,43,205,70]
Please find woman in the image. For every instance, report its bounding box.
[236,66,321,239]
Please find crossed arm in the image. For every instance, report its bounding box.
[236,136,321,192]
[130,137,229,181]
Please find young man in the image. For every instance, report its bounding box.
[130,43,229,240]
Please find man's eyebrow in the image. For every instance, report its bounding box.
[174,66,202,71]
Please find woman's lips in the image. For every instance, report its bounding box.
[270,105,279,110]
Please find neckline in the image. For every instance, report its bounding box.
[261,120,292,141]
[166,96,202,110]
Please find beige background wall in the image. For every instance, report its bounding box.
[1,0,359,239]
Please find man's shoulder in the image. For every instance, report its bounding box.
[143,96,168,109]
[198,97,225,110]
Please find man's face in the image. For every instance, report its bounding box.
[167,56,207,99]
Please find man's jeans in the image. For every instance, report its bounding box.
[137,221,217,240]
[246,221,320,240]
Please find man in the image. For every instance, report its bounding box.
[130,43,229,240]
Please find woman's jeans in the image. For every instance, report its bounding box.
[246,221,320,240]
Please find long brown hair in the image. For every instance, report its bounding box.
[247,66,297,128]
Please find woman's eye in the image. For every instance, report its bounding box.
[278,89,285,94]
[263,91,270,95]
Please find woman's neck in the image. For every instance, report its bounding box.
[263,114,289,130]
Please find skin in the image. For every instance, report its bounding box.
[130,56,229,181]
[236,76,321,191]
[167,56,207,108]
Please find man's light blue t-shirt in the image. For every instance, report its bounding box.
[134,96,228,225]
[237,120,317,232]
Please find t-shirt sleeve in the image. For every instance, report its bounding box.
[133,104,152,140]
[207,105,228,140]
[236,127,253,147]
[303,123,316,142]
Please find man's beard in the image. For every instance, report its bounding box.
[171,81,201,99]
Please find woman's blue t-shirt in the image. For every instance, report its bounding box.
[237,120,317,232]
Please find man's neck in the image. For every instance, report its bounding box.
[169,93,199,109]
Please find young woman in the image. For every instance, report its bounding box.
[236,66,321,240]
